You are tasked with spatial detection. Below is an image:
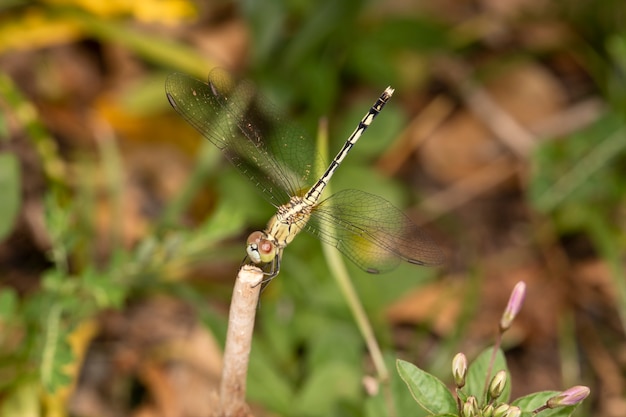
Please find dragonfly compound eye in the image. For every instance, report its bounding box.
[247,231,276,264]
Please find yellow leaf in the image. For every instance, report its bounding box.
[0,9,82,53]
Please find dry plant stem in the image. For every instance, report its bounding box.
[577,313,624,410]
[322,243,397,417]
[316,118,396,417]
[531,99,603,138]
[420,154,518,218]
[417,98,603,223]
[436,56,535,158]
[483,331,503,403]
[438,60,604,158]
[218,265,263,417]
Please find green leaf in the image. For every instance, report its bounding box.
[513,391,580,417]
[528,112,626,213]
[0,380,41,417]
[280,0,359,71]
[0,288,18,319]
[465,347,510,404]
[82,267,127,310]
[375,17,452,51]
[240,0,285,64]
[0,153,21,242]
[247,345,294,415]
[292,361,361,417]
[303,321,361,371]
[0,109,8,139]
[396,359,457,415]
[364,351,432,417]
[195,199,248,242]
[39,303,75,393]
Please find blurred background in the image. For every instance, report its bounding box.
[0,0,624,416]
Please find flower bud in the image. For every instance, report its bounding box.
[452,353,468,388]
[488,370,507,400]
[504,406,521,417]
[547,385,590,407]
[493,403,510,417]
[362,375,379,396]
[463,396,479,417]
[500,281,526,331]
[482,403,494,417]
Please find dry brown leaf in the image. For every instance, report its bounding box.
[420,61,565,185]
[386,277,465,336]
[189,19,250,71]
[71,297,224,417]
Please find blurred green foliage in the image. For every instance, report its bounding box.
[0,0,623,415]
[0,153,20,241]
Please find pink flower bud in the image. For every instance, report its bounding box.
[547,385,591,407]
[500,281,526,331]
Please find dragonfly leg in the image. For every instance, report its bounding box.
[258,254,280,288]
[240,253,281,288]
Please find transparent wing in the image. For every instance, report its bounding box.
[165,69,319,207]
[307,189,445,273]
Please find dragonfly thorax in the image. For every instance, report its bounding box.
[246,196,313,267]
[267,196,314,247]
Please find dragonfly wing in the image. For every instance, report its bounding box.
[165,69,319,206]
[307,189,445,273]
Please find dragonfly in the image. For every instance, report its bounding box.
[165,68,444,279]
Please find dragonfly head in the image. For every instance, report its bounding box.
[246,231,277,265]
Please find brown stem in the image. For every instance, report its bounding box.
[218,265,263,417]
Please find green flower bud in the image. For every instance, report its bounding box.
[493,403,510,417]
[488,370,507,400]
[463,396,479,417]
[504,406,521,417]
[452,353,468,388]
